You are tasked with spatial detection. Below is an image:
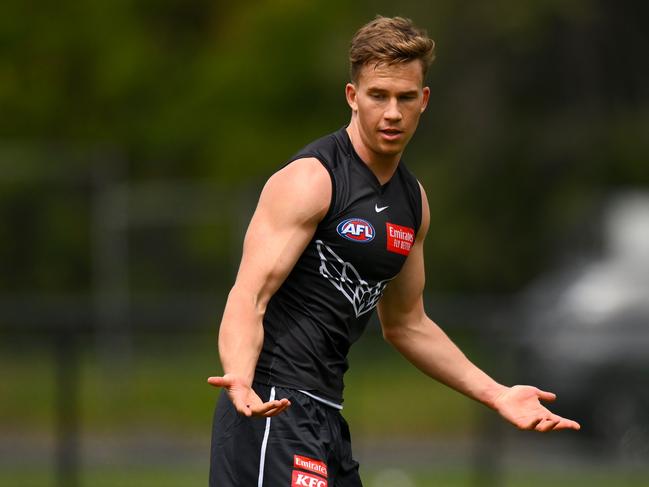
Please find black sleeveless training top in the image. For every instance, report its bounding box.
[254,126,422,404]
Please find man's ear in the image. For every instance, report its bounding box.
[421,86,430,113]
[345,82,358,112]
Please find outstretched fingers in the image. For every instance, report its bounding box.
[535,390,580,431]
[528,414,580,432]
[552,417,581,431]
[231,397,292,417]
[536,388,557,403]
[250,398,292,417]
[533,417,560,432]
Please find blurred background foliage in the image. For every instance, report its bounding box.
[1,0,647,295]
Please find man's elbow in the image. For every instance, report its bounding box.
[380,313,430,346]
[381,322,407,346]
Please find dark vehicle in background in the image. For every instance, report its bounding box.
[517,192,649,461]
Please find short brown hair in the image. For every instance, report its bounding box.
[349,16,436,83]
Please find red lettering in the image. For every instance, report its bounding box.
[386,223,415,256]
[292,470,328,487]
[293,455,328,477]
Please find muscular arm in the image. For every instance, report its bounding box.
[208,158,331,416]
[378,184,580,432]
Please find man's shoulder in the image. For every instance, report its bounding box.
[267,157,332,219]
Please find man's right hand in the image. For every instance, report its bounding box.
[207,374,291,417]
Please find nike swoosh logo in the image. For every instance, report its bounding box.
[375,204,389,213]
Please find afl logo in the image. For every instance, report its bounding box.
[337,218,375,243]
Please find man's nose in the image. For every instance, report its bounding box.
[384,98,402,121]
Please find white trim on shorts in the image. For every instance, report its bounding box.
[298,389,343,410]
[257,386,276,487]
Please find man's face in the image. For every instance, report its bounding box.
[346,60,430,162]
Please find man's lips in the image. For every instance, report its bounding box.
[379,128,404,140]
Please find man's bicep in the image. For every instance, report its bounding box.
[378,237,427,331]
[234,158,331,306]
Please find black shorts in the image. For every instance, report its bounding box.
[209,383,362,487]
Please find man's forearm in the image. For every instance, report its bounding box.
[385,317,507,409]
[218,285,266,386]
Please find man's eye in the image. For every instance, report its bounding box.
[370,93,385,100]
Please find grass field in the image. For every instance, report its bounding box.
[1,331,647,486]
[1,465,648,487]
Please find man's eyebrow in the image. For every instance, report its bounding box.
[366,86,419,96]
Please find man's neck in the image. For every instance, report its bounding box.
[346,123,400,185]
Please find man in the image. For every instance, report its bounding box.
[208,16,580,487]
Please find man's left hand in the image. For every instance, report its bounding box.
[493,385,581,432]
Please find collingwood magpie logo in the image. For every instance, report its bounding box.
[316,240,391,317]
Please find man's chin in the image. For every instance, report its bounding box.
[377,142,405,156]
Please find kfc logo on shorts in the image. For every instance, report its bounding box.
[292,470,328,487]
[386,222,415,256]
[336,218,375,243]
